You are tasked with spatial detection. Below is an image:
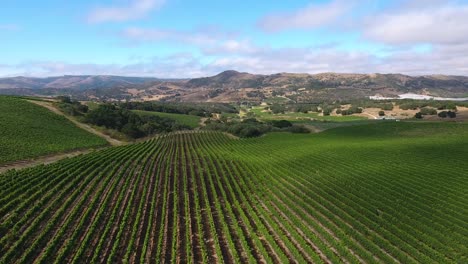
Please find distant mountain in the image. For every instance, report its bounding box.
[186,70,264,89]
[0,75,160,90]
[1,71,468,102]
[187,71,468,92]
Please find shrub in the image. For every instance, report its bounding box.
[420,107,437,115]
[270,104,285,114]
[438,111,448,118]
[414,112,423,119]
[381,103,394,111]
[270,120,293,128]
[378,111,385,117]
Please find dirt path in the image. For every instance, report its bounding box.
[361,113,378,120]
[28,100,125,146]
[195,118,208,130]
[0,148,101,174]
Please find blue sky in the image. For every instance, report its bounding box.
[1,0,468,77]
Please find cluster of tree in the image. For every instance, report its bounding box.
[270,104,286,114]
[419,107,438,115]
[246,91,265,98]
[336,106,363,116]
[349,99,395,111]
[291,104,319,114]
[415,110,456,119]
[56,96,89,116]
[262,103,320,114]
[271,91,285,96]
[204,118,309,138]
[85,104,190,138]
[438,111,457,118]
[319,103,342,116]
[399,100,459,111]
[207,88,225,98]
[120,101,238,117]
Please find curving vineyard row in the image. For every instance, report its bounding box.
[1,122,467,263]
[0,96,107,165]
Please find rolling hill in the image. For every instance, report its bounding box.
[0,96,108,165]
[1,71,468,102]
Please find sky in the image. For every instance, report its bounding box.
[1,0,468,78]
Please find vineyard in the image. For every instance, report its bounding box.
[0,122,467,263]
[0,96,107,165]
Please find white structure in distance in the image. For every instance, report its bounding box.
[369,93,468,101]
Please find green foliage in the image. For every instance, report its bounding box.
[132,110,201,128]
[398,100,464,111]
[56,98,88,116]
[269,120,293,128]
[1,122,467,262]
[414,112,423,119]
[439,111,457,118]
[420,107,437,115]
[378,111,385,116]
[381,103,394,111]
[85,104,190,138]
[0,96,107,164]
[205,118,271,138]
[341,106,363,116]
[120,101,237,117]
[205,118,309,138]
[270,104,285,114]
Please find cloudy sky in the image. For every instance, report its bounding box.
[1,0,468,77]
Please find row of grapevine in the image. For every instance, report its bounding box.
[1,125,467,263]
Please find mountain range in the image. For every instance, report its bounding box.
[1,71,468,102]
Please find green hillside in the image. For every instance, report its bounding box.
[0,122,467,263]
[132,110,201,128]
[0,96,107,164]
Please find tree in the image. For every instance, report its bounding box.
[270,104,285,114]
[57,96,72,104]
[420,107,437,115]
[381,103,394,111]
[270,120,293,128]
[438,111,448,118]
[378,111,385,117]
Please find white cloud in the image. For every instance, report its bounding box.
[258,0,354,32]
[3,37,468,78]
[122,26,238,46]
[87,0,165,23]
[363,5,468,45]
[121,26,254,54]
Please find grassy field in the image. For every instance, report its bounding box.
[250,106,368,122]
[1,121,467,263]
[0,96,108,164]
[132,110,201,128]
